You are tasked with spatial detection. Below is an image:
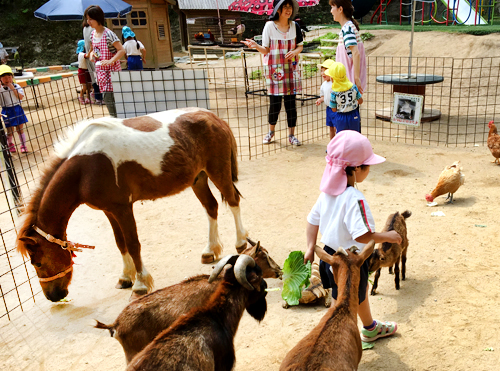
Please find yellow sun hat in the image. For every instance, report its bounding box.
[326,62,353,92]
[0,64,13,77]
[320,59,335,69]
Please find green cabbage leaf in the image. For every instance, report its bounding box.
[281,251,312,306]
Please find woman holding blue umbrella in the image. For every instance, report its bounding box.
[85,5,125,117]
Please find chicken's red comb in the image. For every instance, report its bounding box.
[489,120,494,127]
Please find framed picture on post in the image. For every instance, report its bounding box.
[391,92,423,127]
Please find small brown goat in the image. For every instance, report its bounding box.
[95,239,280,364]
[126,254,267,371]
[279,241,375,371]
[367,210,411,296]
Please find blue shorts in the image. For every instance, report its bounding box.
[326,106,335,127]
[127,55,143,71]
[1,105,28,128]
[331,108,361,133]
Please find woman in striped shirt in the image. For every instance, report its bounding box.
[330,0,367,94]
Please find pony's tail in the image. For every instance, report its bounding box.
[94,320,115,337]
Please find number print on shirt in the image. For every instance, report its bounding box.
[339,91,354,105]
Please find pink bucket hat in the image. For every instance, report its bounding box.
[320,130,386,196]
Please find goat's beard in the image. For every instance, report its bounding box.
[246,297,267,322]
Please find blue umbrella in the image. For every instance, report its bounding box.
[34,0,132,21]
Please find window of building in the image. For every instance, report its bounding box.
[131,10,148,27]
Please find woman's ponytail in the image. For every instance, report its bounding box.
[351,17,360,31]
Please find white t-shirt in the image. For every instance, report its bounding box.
[261,21,304,48]
[0,83,24,107]
[307,186,375,252]
[320,80,332,107]
[78,52,88,69]
[123,40,145,56]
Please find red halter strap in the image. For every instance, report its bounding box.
[32,225,95,252]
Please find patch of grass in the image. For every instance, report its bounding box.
[249,69,263,80]
[312,32,339,43]
[302,64,318,79]
[361,32,375,42]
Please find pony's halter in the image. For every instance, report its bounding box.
[31,225,95,283]
[32,225,95,252]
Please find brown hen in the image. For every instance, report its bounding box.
[425,161,465,204]
[487,121,500,165]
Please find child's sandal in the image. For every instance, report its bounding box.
[360,320,397,342]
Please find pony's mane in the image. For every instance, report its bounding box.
[17,155,65,257]
[53,117,124,159]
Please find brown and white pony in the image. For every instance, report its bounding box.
[16,108,248,302]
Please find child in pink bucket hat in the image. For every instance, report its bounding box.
[304,130,402,343]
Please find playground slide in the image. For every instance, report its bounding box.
[439,0,488,25]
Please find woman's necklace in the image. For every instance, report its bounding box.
[273,21,290,35]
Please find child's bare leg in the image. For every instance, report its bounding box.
[85,83,92,100]
[329,126,336,140]
[16,124,27,152]
[6,126,15,152]
[358,286,374,327]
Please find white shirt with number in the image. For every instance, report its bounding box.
[330,85,362,113]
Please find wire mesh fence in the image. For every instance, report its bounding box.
[1,55,498,321]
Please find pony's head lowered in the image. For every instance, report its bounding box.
[16,157,74,302]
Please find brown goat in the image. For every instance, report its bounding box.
[367,210,411,296]
[280,241,375,371]
[126,254,268,371]
[95,239,279,364]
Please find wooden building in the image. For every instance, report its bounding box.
[106,0,175,69]
[172,0,243,50]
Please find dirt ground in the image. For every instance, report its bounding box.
[2,29,500,370]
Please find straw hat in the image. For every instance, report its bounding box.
[320,131,385,196]
[326,62,353,92]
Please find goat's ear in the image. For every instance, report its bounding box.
[314,245,334,264]
[358,240,375,264]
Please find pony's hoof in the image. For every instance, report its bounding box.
[129,290,147,301]
[115,279,133,289]
[236,242,247,253]
[201,254,215,264]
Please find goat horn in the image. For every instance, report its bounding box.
[234,254,256,291]
[337,247,348,256]
[209,255,238,283]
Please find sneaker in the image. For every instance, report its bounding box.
[20,145,28,153]
[8,143,16,153]
[288,135,301,146]
[263,131,274,144]
[361,320,397,342]
[95,100,103,105]
[84,98,91,104]
[78,96,85,105]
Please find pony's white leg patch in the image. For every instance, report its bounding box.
[202,215,223,259]
[230,206,248,248]
[120,253,136,282]
[132,262,154,293]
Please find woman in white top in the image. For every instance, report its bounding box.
[242,0,303,146]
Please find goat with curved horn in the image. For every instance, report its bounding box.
[234,254,256,291]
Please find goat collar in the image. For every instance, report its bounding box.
[32,225,95,252]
